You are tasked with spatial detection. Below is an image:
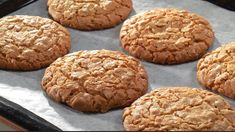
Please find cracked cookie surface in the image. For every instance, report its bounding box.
[197,42,235,99]
[120,8,214,64]
[123,87,235,131]
[0,15,70,70]
[41,50,148,112]
[48,0,132,30]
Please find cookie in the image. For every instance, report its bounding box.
[123,87,235,131]
[41,50,148,112]
[120,8,214,64]
[197,42,235,99]
[47,0,133,30]
[0,15,70,70]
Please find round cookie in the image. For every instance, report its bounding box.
[123,87,235,131]
[197,42,235,99]
[0,15,70,70]
[47,0,133,30]
[120,8,214,64]
[41,50,148,112]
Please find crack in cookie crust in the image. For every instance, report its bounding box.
[123,87,235,131]
[48,0,132,30]
[197,42,235,99]
[120,8,214,64]
[41,50,148,112]
[0,15,70,70]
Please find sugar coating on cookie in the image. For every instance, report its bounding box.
[197,42,235,99]
[0,15,70,70]
[41,50,148,112]
[48,0,132,30]
[123,87,235,131]
[120,8,214,64]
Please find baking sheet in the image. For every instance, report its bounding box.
[0,0,235,130]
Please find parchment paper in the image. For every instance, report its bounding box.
[0,0,235,130]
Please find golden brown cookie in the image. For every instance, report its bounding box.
[197,42,235,99]
[120,8,214,64]
[41,50,148,112]
[47,0,133,30]
[0,15,70,70]
[123,87,235,131]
